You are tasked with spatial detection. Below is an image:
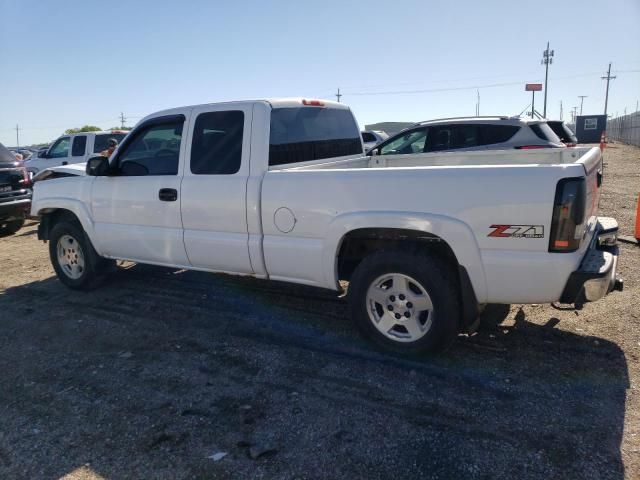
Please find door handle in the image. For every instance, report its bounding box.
[159,188,178,202]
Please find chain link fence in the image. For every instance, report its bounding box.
[607,111,640,146]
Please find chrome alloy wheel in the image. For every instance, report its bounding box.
[366,273,434,342]
[56,234,85,280]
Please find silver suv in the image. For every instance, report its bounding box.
[367,116,564,157]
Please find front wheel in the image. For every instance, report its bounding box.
[49,219,109,290]
[348,250,461,354]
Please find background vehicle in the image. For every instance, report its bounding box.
[368,116,564,157]
[361,130,388,152]
[25,131,128,175]
[0,142,31,236]
[547,120,578,146]
[32,99,620,354]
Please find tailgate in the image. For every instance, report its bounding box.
[576,147,603,221]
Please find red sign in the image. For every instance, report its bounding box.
[525,83,543,92]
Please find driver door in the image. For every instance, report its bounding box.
[90,113,190,266]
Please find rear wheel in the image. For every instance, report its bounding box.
[0,215,25,237]
[348,250,460,354]
[49,218,111,290]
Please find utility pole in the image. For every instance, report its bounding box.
[475,89,480,116]
[578,95,587,115]
[559,101,563,121]
[119,112,126,129]
[571,107,578,124]
[601,62,616,116]
[541,41,554,118]
[335,88,342,103]
[15,124,21,148]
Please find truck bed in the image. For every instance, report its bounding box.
[272,146,595,171]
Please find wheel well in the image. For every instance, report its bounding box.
[37,209,79,241]
[337,228,479,330]
[337,228,457,282]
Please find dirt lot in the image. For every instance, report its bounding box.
[0,144,638,480]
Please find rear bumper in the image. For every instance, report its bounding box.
[0,197,31,221]
[560,217,623,304]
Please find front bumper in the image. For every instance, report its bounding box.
[560,217,623,304]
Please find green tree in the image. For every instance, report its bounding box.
[64,125,102,134]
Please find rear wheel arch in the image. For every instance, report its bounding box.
[335,227,481,331]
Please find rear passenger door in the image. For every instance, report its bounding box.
[180,104,254,274]
[426,125,484,152]
[70,135,87,163]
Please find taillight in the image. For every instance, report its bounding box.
[549,177,586,252]
[515,145,550,149]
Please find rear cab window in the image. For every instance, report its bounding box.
[269,106,362,166]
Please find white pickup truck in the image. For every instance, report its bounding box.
[31,98,623,353]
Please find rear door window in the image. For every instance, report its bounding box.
[269,107,362,166]
[478,125,520,145]
[190,111,244,175]
[71,135,87,156]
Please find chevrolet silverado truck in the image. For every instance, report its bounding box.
[0,142,31,236]
[31,99,623,354]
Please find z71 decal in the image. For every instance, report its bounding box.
[488,225,544,239]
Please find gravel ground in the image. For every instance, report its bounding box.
[0,144,638,480]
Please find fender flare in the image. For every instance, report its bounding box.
[321,211,488,302]
[34,198,100,251]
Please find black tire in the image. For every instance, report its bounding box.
[348,250,460,355]
[48,218,111,290]
[0,216,25,237]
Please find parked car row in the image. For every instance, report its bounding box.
[29,98,620,354]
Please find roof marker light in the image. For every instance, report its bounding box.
[302,99,325,107]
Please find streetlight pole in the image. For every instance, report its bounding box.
[541,42,554,118]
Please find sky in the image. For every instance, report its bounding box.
[1,0,639,146]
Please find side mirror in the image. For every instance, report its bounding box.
[86,156,110,176]
[369,149,379,156]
